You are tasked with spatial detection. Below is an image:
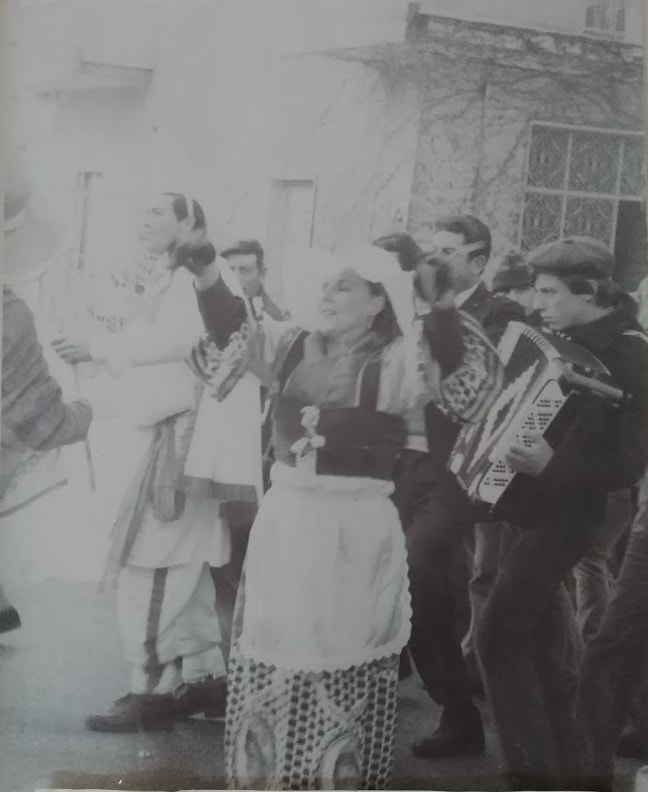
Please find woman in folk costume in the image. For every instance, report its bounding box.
[184,245,503,789]
[53,193,261,732]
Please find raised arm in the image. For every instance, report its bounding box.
[189,260,298,399]
[436,311,504,422]
[396,263,503,423]
[193,261,249,348]
[380,306,502,429]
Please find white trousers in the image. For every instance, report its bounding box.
[116,559,226,695]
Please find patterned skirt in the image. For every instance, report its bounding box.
[225,647,399,790]
[224,463,409,789]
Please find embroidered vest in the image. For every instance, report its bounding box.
[271,333,405,480]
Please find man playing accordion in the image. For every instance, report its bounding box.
[472,236,648,790]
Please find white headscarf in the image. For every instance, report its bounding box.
[281,245,416,334]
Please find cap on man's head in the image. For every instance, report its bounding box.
[526,236,615,280]
[492,250,534,293]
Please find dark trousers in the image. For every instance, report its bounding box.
[577,491,648,786]
[462,521,517,676]
[572,489,634,644]
[210,519,252,666]
[393,450,477,713]
[475,508,594,788]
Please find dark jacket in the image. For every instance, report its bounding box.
[459,282,526,347]
[258,289,289,322]
[425,282,525,470]
[506,292,648,525]
[1,288,92,498]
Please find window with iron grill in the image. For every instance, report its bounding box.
[520,124,644,249]
[519,123,648,291]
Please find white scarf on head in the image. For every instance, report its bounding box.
[281,246,417,335]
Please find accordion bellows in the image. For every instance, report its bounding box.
[449,321,623,508]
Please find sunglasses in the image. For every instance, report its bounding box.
[419,240,485,263]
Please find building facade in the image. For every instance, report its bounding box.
[4,0,646,320]
[281,0,645,288]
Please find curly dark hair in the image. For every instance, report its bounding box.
[434,214,491,261]
[220,239,264,269]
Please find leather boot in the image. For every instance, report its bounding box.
[174,675,227,719]
[412,703,485,759]
[85,693,177,733]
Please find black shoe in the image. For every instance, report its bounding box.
[412,706,485,759]
[0,606,21,635]
[174,675,227,719]
[616,728,647,760]
[85,693,177,733]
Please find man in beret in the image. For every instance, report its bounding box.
[474,236,648,789]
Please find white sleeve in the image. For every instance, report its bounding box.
[89,269,204,373]
[82,363,197,427]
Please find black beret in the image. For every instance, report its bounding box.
[527,236,615,280]
[492,264,534,293]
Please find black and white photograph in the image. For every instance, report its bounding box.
[1,1,648,790]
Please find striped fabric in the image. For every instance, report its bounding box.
[1,288,92,508]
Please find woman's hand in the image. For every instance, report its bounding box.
[175,239,218,285]
[52,336,92,364]
[415,258,455,309]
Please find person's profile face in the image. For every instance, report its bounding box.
[318,268,384,337]
[422,230,484,292]
[226,253,264,299]
[534,273,593,330]
[139,195,184,255]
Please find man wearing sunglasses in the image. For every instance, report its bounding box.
[396,215,524,760]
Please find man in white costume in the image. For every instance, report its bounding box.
[54,192,261,732]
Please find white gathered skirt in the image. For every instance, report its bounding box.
[235,460,412,672]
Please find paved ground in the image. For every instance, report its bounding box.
[0,580,643,792]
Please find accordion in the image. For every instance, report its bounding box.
[448,321,624,508]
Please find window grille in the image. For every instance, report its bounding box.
[519,123,644,251]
